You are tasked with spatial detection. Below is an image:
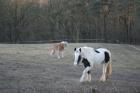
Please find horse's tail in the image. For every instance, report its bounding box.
[106,56,112,76]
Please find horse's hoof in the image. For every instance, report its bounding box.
[57,57,60,59]
[88,80,91,82]
[87,78,91,82]
[80,79,84,82]
[99,77,103,81]
[99,79,106,82]
[99,79,102,82]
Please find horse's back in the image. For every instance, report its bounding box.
[94,48,111,64]
[96,48,111,55]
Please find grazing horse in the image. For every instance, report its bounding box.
[74,46,112,82]
[49,41,68,59]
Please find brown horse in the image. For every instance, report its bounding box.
[49,41,68,59]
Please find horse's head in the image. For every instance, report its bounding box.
[74,47,82,66]
[61,41,68,47]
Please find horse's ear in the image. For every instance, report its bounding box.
[74,48,76,51]
[79,48,81,52]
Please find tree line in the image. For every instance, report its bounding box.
[0,0,140,44]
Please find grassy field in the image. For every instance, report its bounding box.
[0,43,140,93]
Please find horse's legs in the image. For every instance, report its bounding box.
[100,63,107,82]
[80,67,92,82]
[57,50,60,59]
[80,72,86,82]
[87,71,91,82]
[103,64,107,81]
[100,64,104,81]
[80,73,88,82]
[61,51,64,58]
[50,49,54,55]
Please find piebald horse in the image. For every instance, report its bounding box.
[49,41,68,59]
[74,46,112,82]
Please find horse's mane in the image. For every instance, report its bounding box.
[80,47,95,58]
[81,47,94,52]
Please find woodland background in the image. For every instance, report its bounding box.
[0,0,139,44]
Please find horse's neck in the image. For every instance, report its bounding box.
[60,42,67,47]
[81,47,96,66]
[81,47,95,58]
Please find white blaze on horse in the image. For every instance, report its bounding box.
[49,41,68,59]
[74,46,112,82]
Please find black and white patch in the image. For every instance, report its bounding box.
[94,49,100,53]
[77,55,81,64]
[82,58,90,67]
[74,48,76,51]
[79,48,81,52]
[82,58,91,74]
[104,51,110,63]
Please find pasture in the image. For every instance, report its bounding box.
[0,43,140,93]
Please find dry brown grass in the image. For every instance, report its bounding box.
[0,43,140,93]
